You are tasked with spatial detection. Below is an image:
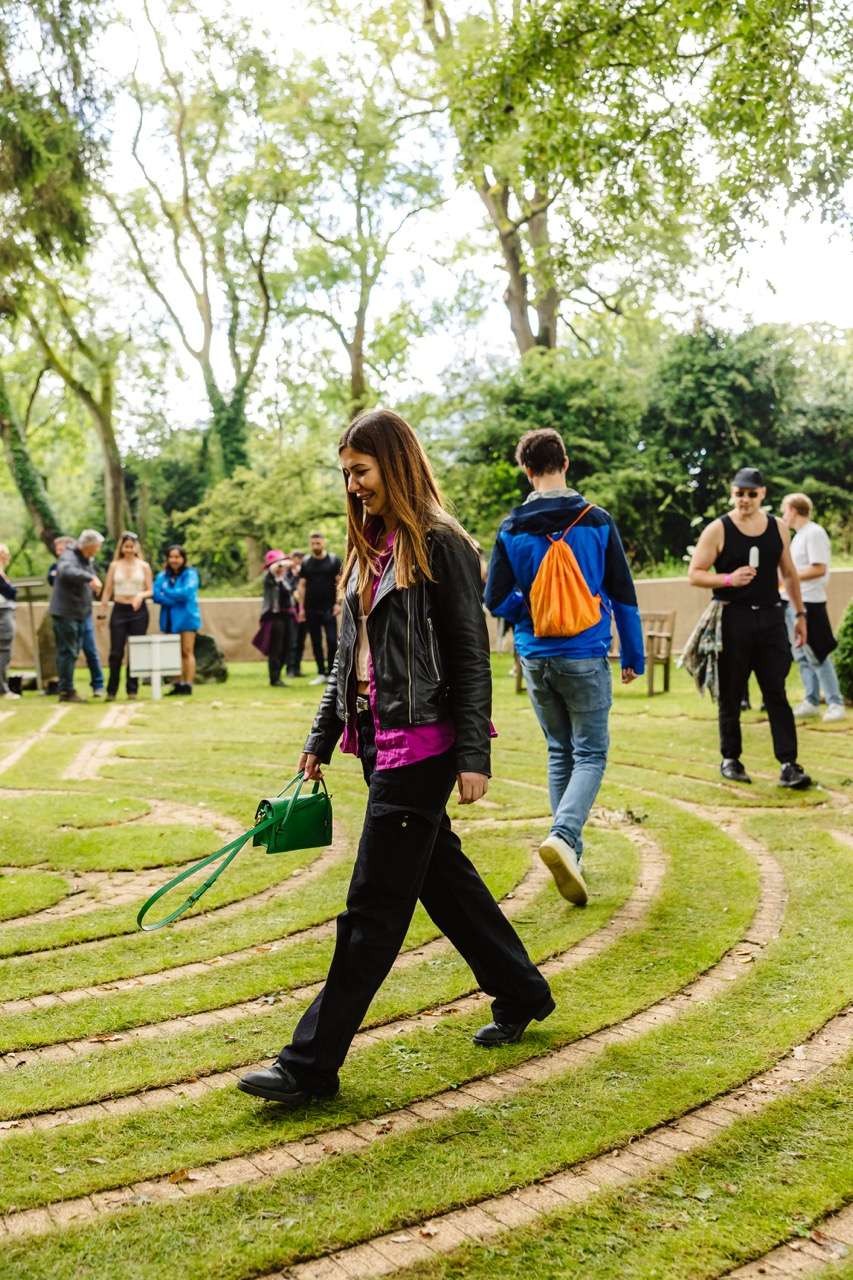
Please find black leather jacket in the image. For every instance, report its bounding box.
[304,525,492,775]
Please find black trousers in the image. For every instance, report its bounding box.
[288,619,307,676]
[107,603,149,696]
[718,604,797,764]
[280,711,551,1091]
[306,608,337,676]
[267,612,294,684]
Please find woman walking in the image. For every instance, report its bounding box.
[258,550,295,687]
[239,408,553,1108]
[102,532,153,701]
[153,546,201,696]
[0,544,18,700]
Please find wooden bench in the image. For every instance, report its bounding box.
[513,609,676,697]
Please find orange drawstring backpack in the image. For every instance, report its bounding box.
[529,503,602,638]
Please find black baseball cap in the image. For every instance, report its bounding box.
[732,467,765,488]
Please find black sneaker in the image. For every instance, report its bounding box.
[165,683,185,697]
[779,762,812,790]
[58,690,87,704]
[720,758,751,783]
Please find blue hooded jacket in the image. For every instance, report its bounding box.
[485,489,645,672]
[153,567,201,634]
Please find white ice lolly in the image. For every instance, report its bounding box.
[749,546,759,569]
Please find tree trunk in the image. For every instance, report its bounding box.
[244,535,264,580]
[203,366,250,477]
[0,370,62,551]
[349,306,368,420]
[94,369,131,540]
[528,197,559,350]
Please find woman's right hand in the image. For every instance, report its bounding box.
[729,565,757,587]
[298,752,323,780]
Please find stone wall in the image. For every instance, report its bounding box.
[10,568,853,667]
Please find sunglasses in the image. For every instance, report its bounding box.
[734,489,759,498]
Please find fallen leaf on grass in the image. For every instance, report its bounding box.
[168,1169,197,1184]
[390,1235,412,1244]
[52,1167,68,1175]
[89,1033,124,1043]
[87,1157,107,1165]
[419,1226,439,1238]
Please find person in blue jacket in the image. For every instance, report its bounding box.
[485,428,644,906]
[153,545,201,696]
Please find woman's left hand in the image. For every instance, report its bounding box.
[456,772,489,805]
[131,593,144,612]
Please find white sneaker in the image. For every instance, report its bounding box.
[793,701,820,718]
[309,675,327,686]
[1,690,20,700]
[539,834,588,906]
[823,704,846,722]
[91,689,105,699]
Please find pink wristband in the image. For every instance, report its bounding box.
[724,573,733,587]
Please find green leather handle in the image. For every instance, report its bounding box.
[136,774,307,931]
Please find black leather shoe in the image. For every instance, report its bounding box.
[779,762,812,790]
[720,758,751,783]
[473,996,556,1047]
[237,1062,337,1105]
[269,680,287,688]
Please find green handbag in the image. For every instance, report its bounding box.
[136,774,332,931]
[253,774,333,854]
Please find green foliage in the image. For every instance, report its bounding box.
[835,604,853,704]
[178,457,346,584]
[451,0,853,292]
[437,321,853,570]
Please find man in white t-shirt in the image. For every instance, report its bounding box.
[780,493,845,722]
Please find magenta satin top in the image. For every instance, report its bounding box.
[339,534,457,770]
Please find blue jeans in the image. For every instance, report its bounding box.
[521,656,612,858]
[784,604,843,707]
[81,612,104,691]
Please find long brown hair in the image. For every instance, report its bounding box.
[339,408,472,590]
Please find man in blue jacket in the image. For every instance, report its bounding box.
[485,429,644,905]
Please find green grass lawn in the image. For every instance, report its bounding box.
[0,657,849,1279]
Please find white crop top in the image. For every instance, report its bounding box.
[113,559,146,595]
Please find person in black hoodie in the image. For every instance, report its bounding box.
[259,551,294,687]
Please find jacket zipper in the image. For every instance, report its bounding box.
[426,614,440,681]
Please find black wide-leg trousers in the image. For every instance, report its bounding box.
[280,711,551,1091]
[717,603,797,765]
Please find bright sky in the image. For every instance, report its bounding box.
[95,0,853,435]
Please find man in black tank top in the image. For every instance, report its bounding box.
[688,467,812,789]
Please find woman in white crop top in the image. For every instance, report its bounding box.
[101,532,153,700]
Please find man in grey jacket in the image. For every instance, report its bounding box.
[49,530,103,703]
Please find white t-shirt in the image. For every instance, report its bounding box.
[786,521,831,604]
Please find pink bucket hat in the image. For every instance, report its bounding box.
[264,549,286,568]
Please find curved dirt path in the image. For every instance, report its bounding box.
[0,837,809,1243]
[0,707,69,778]
[0,801,244,935]
[0,819,658,1137]
[2,829,348,968]
[723,1201,853,1276]
[260,1005,853,1280]
[0,843,550,1069]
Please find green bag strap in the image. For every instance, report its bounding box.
[136,773,310,932]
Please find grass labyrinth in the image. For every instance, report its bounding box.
[0,659,850,1280]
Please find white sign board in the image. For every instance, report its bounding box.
[128,634,182,699]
